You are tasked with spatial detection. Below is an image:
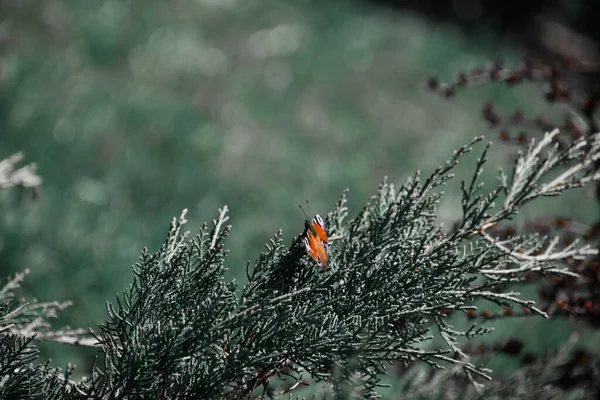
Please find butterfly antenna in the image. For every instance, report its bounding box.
[298,203,310,220]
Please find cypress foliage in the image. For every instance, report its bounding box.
[1,130,600,398]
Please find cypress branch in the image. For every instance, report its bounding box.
[2,130,600,398]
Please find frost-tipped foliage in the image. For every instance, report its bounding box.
[87,129,600,399]
[396,333,600,400]
[90,207,239,399]
[3,130,600,399]
[0,269,91,399]
[221,130,600,398]
[0,153,42,190]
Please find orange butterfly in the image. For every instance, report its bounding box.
[300,205,329,269]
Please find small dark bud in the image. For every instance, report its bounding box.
[494,338,524,355]
[427,77,439,91]
[444,87,456,98]
[583,97,598,116]
[506,73,522,85]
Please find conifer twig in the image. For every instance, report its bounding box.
[0,152,42,189]
[211,205,229,249]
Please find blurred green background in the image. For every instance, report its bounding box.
[2,0,599,391]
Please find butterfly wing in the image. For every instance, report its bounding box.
[303,231,318,263]
[302,214,330,269]
[303,228,329,269]
[312,214,328,244]
[314,237,329,269]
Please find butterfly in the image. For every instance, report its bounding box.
[300,205,329,269]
